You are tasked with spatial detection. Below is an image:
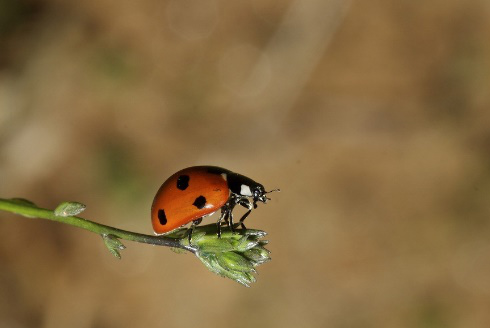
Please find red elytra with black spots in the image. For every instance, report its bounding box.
[151,166,279,235]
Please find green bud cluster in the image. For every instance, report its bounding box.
[167,224,271,287]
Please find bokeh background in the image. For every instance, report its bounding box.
[0,0,489,327]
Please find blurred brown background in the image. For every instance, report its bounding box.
[0,0,489,327]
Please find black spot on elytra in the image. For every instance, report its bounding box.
[158,209,167,225]
[193,195,206,209]
[177,175,190,190]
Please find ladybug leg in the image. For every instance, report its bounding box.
[216,205,233,238]
[237,198,253,230]
[225,198,238,233]
[226,204,237,232]
[187,217,203,245]
[228,197,246,233]
[228,210,235,232]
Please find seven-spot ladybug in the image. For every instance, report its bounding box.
[151,166,279,240]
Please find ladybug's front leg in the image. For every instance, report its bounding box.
[237,198,253,230]
[228,197,248,233]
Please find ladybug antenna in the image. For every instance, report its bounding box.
[264,188,280,201]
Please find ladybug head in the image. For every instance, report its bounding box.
[252,185,280,208]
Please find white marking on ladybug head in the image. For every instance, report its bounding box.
[221,173,227,181]
[240,184,253,196]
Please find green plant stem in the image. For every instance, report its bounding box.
[0,198,196,253]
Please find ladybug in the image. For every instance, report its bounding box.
[151,166,279,240]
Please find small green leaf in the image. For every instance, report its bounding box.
[233,271,256,287]
[54,201,86,217]
[195,251,255,287]
[101,234,126,259]
[243,246,271,265]
[233,235,259,252]
[10,198,37,207]
[9,198,38,217]
[195,251,221,274]
[241,228,267,238]
[222,268,256,287]
[195,237,235,253]
[217,252,255,273]
[190,231,206,242]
